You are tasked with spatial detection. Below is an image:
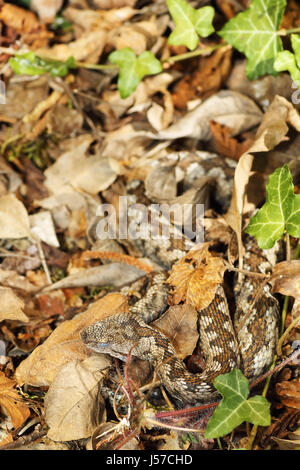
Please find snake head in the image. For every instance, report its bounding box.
[80,312,153,362]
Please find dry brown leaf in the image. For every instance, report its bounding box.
[43,134,117,196]
[2,77,49,121]
[276,379,300,410]
[45,355,109,441]
[152,304,198,359]
[149,90,262,142]
[270,260,300,319]
[0,269,39,293]
[0,4,40,33]
[0,372,30,429]
[166,244,226,310]
[0,194,31,239]
[64,6,136,33]
[30,0,63,22]
[209,120,254,161]
[15,293,128,387]
[172,46,232,109]
[272,436,300,450]
[41,263,146,293]
[144,163,177,201]
[0,287,28,323]
[35,30,107,62]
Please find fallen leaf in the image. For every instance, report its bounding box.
[29,211,59,247]
[0,194,31,239]
[41,263,147,293]
[0,269,39,293]
[43,134,117,196]
[0,287,28,323]
[276,379,300,410]
[209,120,254,160]
[0,3,40,33]
[152,304,198,359]
[272,436,300,450]
[15,293,128,386]
[172,46,232,109]
[149,90,262,141]
[45,355,109,441]
[2,76,49,120]
[30,0,63,22]
[35,30,107,62]
[144,162,177,201]
[270,260,300,319]
[0,371,30,429]
[166,244,226,310]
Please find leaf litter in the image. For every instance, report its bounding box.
[0,0,299,452]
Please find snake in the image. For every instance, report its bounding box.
[80,235,280,405]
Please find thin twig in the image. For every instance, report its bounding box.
[0,428,47,450]
[32,237,52,285]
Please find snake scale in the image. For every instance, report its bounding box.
[81,235,280,405]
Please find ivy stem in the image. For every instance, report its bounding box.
[278,27,300,36]
[75,61,118,71]
[286,233,291,262]
[162,44,227,64]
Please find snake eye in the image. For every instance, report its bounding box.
[99,343,108,348]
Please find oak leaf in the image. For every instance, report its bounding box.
[0,372,30,430]
[276,379,300,410]
[166,244,226,310]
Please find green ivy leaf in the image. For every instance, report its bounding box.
[9,51,77,77]
[204,369,271,439]
[246,164,300,249]
[109,48,162,99]
[218,0,286,80]
[274,34,300,83]
[166,0,215,50]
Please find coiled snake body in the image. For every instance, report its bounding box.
[81,237,280,404]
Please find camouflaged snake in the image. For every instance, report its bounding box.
[80,237,279,404]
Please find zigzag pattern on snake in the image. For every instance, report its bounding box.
[80,236,280,405]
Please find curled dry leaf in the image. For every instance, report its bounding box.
[276,379,300,410]
[270,260,300,318]
[0,287,28,323]
[15,293,128,387]
[149,90,262,141]
[152,304,198,359]
[45,355,110,441]
[0,372,30,430]
[41,263,146,293]
[166,244,226,310]
[35,30,107,62]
